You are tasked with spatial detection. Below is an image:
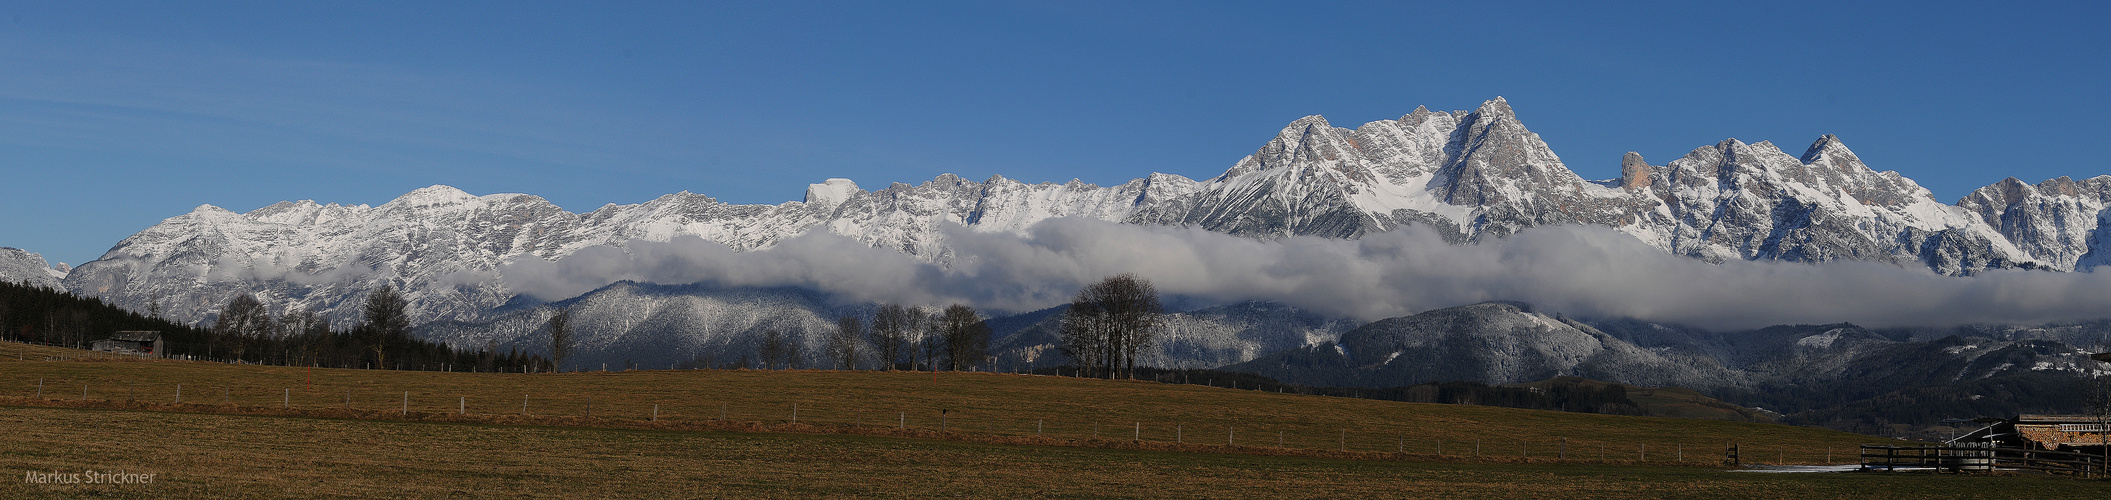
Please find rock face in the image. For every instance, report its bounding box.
[1955,175,2111,271]
[0,247,67,290]
[59,97,2108,328]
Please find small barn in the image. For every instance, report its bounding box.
[1949,414,2107,453]
[90,331,163,357]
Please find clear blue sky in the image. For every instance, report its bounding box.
[2,1,2106,267]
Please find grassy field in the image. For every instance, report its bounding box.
[8,405,2107,499]
[0,341,1893,463]
[5,340,2101,498]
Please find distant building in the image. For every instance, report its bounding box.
[90,331,163,357]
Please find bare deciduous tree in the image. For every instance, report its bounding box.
[831,315,863,370]
[214,293,271,363]
[760,328,785,370]
[360,285,410,369]
[277,307,325,366]
[939,304,991,372]
[912,307,942,372]
[871,304,913,371]
[547,307,573,372]
[1060,273,1163,379]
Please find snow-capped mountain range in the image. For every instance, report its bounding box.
[45,97,2111,328]
[0,247,68,290]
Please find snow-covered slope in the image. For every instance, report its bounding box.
[63,97,2101,327]
[1224,302,1738,389]
[1222,302,2110,401]
[414,281,850,371]
[413,282,1356,373]
[0,247,67,289]
[986,301,1359,371]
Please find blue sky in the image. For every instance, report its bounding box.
[2,1,2106,267]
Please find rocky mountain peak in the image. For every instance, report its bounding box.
[1797,134,1862,170]
[1401,105,1438,124]
[1619,152,1653,189]
[385,185,479,209]
[804,178,861,206]
[1436,97,1582,206]
[2038,176,2080,198]
[0,247,66,289]
[1474,96,1515,119]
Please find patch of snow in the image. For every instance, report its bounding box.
[1796,331,1843,349]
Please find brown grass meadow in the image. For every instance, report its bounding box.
[4,341,2103,498]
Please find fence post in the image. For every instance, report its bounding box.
[792,403,798,424]
[1134,422,1140,441]
[652,404,658,421]
[1641,443,1646,462]
[1177,423,1182,444]
[344,389,350,409]
[401,391,408,415]
[1228,425,1234,446]
[284,388,290,408]
[81,383,87,401]
[223,387,229,405]
[1340,430,1346,451]
[522,394,529,415]
[460,396,466,415]
[1436,439,1442,456]
[586,395,592,418]
[1559,438,1566,460]
[37,378,43,399]
[898,411,904,429]
[1037,419,1043,436]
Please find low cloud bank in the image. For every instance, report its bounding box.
[498,218,2111,330]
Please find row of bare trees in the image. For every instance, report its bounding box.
[824,303,992,371]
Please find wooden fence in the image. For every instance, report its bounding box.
[1860,444,2109,477]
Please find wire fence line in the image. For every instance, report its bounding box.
[5,379,1887,466]
[1,340,1893,466]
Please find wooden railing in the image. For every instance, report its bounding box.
[1860,444,2108,477]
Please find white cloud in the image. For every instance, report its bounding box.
[498,218,2111,330]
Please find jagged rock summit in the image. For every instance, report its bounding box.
[59,97,2105,326]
